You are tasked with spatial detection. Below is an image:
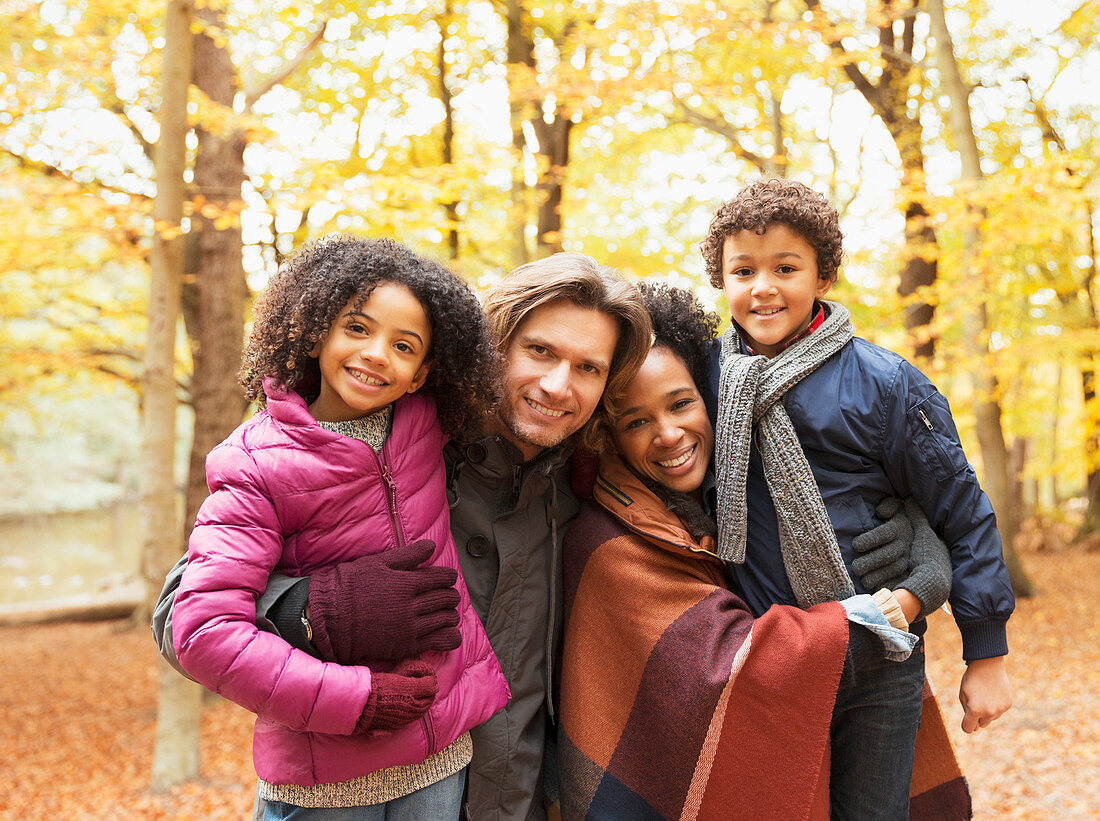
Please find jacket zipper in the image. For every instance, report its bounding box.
[546,528,558,723]
[505,459,558,721]
[374,444,436,753]
[379,463,405,549]
[616,516,721,559]
[509,464,523,508]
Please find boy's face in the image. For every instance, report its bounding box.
[720,223,832,358]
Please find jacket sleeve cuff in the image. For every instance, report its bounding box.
[265,578,318,656]
[958,618,1009,662]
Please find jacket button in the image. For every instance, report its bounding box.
[466,534,489,558]
[465,443,487,464]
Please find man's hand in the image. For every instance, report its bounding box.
[309,539,462,665]
[851,497,911,590]
[959,656,1013,733]
[852,497,952,619]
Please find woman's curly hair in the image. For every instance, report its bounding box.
[700,177,844,288]
[240,234,499,437]
[582,281,719,453]
[640,281,719,391]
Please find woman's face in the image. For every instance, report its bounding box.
[609,346,713,496]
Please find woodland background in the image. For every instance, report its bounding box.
[0,0,1097,816]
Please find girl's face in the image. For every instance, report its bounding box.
[308,282,432,422]
[609,346,713,497]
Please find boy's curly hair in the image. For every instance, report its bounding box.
[583,281,719,453]
[240,234,499,437]
[700,177,844,288]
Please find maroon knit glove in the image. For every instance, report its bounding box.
[308,539,461,666]
[354,659,439,734]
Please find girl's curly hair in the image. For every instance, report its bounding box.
[582,281,719,453]
[700,177,844,288]
[240,234,499,437]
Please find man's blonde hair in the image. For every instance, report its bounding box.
[484,253,652,440]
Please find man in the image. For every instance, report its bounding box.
[153,253,653,821]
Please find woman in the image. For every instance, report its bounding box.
[558,284,969,821]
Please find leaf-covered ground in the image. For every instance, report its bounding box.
[0,541,1096,820]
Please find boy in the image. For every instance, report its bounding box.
[704,178,1014,819]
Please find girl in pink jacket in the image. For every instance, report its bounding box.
[173,235,509,819]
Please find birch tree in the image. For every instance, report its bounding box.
[144,0,200,789]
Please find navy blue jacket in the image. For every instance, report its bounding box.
[706,332,1015,662]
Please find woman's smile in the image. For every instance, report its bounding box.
[610,347,713,498]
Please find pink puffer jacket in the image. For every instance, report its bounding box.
[173,382,509,786]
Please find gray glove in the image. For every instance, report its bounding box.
[851,496,953,620]
[851,497,909,589]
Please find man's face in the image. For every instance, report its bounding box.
[497,299,620,461]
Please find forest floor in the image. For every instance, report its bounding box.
[0,535,1097,820]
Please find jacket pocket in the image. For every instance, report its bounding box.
[908,393,970,482]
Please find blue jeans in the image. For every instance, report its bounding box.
[262,768,466,821]
[829,640,925,820]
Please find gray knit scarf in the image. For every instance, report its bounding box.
[715,300,855,608]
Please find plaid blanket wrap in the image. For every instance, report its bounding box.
[558,458,971,821]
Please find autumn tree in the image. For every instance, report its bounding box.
[145,0,198,788]
[180,3,329,543]
[804,0,941,360]
[1011,34,1100,535]
[0,2,153,409]
[926,0,1033,593]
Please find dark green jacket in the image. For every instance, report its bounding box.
[445,436,578,821]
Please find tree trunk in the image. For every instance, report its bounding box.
[928,0,1033,595]
[438,2,460,260]
[1040,363,1062,509]
[1079,199,1100,535]
[145,0,203,790]
[804,0,939,360]
[535,114,571,255]
[897,191,939,362]
[1083,362,1099,533]
[505,0,535,267]
[872,7,939,363]
[765,85,788,176]
[1009,437,1028,520]
[183,4,249,542]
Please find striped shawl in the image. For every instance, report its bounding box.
[558,454,970,821]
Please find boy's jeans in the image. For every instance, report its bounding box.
[262,767,466,821]
[829,639,925,820]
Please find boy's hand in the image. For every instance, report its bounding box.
[892,588,921,625]
[959,656,1013,733]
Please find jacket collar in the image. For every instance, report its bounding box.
[593,453,720,562]
[261,377,432,443]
